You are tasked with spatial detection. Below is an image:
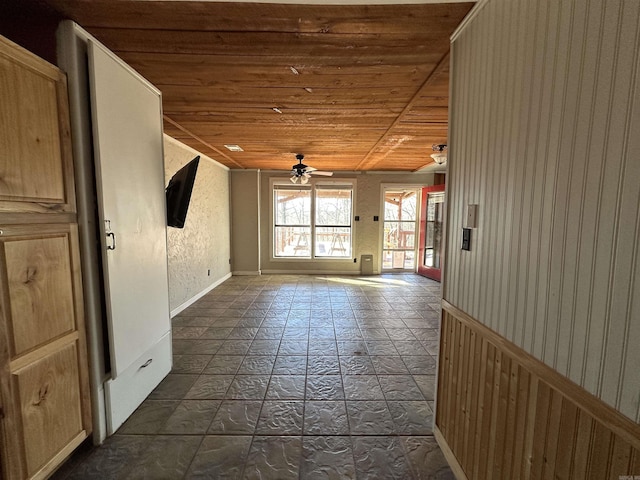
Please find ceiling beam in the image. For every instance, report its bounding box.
[163,115,244,168]
[355,51,450,171]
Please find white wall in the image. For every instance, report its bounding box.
[164,135,231,311]
[445,0,640,421]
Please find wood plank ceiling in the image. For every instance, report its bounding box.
[40,1,474,172]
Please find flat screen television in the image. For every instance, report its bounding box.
[166,156,200,228]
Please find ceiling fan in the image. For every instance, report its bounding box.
[290,154,333,184]
[413,144,448,173]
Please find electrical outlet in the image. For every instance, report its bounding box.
[207,269,210,276]
[353,258,357,263]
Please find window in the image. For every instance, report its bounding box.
[274,188,311,257]
[273,182,353,258]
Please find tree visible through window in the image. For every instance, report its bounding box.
[315,188,352,257]
[273,184,352,258]
[274,189,311,257]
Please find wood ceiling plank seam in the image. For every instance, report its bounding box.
[355,51,451,170]
[163,115,243,168]
[42,2,474,34]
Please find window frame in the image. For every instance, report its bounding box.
[271,178,355,260]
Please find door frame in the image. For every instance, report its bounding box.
[418,184,446,281]
[379,184,423,273]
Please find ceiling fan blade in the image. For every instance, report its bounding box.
[309,171,333,176]
[305,166,317,172]
[414,161,446,173]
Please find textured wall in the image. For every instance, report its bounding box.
[258,171,434,274]
[445,0,640,420]
[164,135,231,311]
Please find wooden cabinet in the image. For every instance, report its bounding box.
[0,36,91,480]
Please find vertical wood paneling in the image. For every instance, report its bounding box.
[609,437,633,477]
[630,449,640,473]
[453,320,467,455]
[501,359,518,479]
[529,381,551,479]
[601,0,640,413]
[588,422,612,478]
[499,0,523,343]
[588,0,629,404]
[553,398,578,480]
[555,0,604,380]
[522,0,548,361]
[436,306,640,480]
[568,0,619,390]
[446,0,640,421]
[531,0,561,365]
[542,0,574,373]
[510,366,530,478]
[461,329,478,470]
[570,412,593,480]
[541,390,563,479]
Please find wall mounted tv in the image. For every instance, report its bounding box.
[166,156,200,228]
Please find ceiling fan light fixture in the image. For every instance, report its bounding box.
[290,175,298,184]
[430,144,447,165]
[300,175,309,185]
[430,152,447,165]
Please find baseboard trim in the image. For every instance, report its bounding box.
[170,272,232,317]
[232,270,261,276]
[434,426,468,480]
[261,269,363,275]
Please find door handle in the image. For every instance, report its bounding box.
[106,232,116,250]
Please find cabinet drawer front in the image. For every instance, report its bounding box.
[2,232,76,356]
[105,331,172,434]
[14,340,85,476]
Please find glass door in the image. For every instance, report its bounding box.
[382,189,419,271]
[417,185,445,281]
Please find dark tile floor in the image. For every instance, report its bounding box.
[54,274,453,479]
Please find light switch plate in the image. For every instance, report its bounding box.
[462,228,471,250]
[466,204,478,228]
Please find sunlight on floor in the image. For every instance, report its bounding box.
[321,276,412,288]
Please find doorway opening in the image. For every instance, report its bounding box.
[381,188,420,272]
[418,184,445,281]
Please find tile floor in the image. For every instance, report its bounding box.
[54,274,453,479]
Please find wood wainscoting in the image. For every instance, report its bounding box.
[436,301,640,479]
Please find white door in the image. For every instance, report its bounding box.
[87,41,171,379]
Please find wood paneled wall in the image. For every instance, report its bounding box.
[436,302,640,479]
[445,0,640,421]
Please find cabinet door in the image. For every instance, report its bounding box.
[0,36,76,215]
[0,224,90,480]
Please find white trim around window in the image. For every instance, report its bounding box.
[271,177,356,261]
